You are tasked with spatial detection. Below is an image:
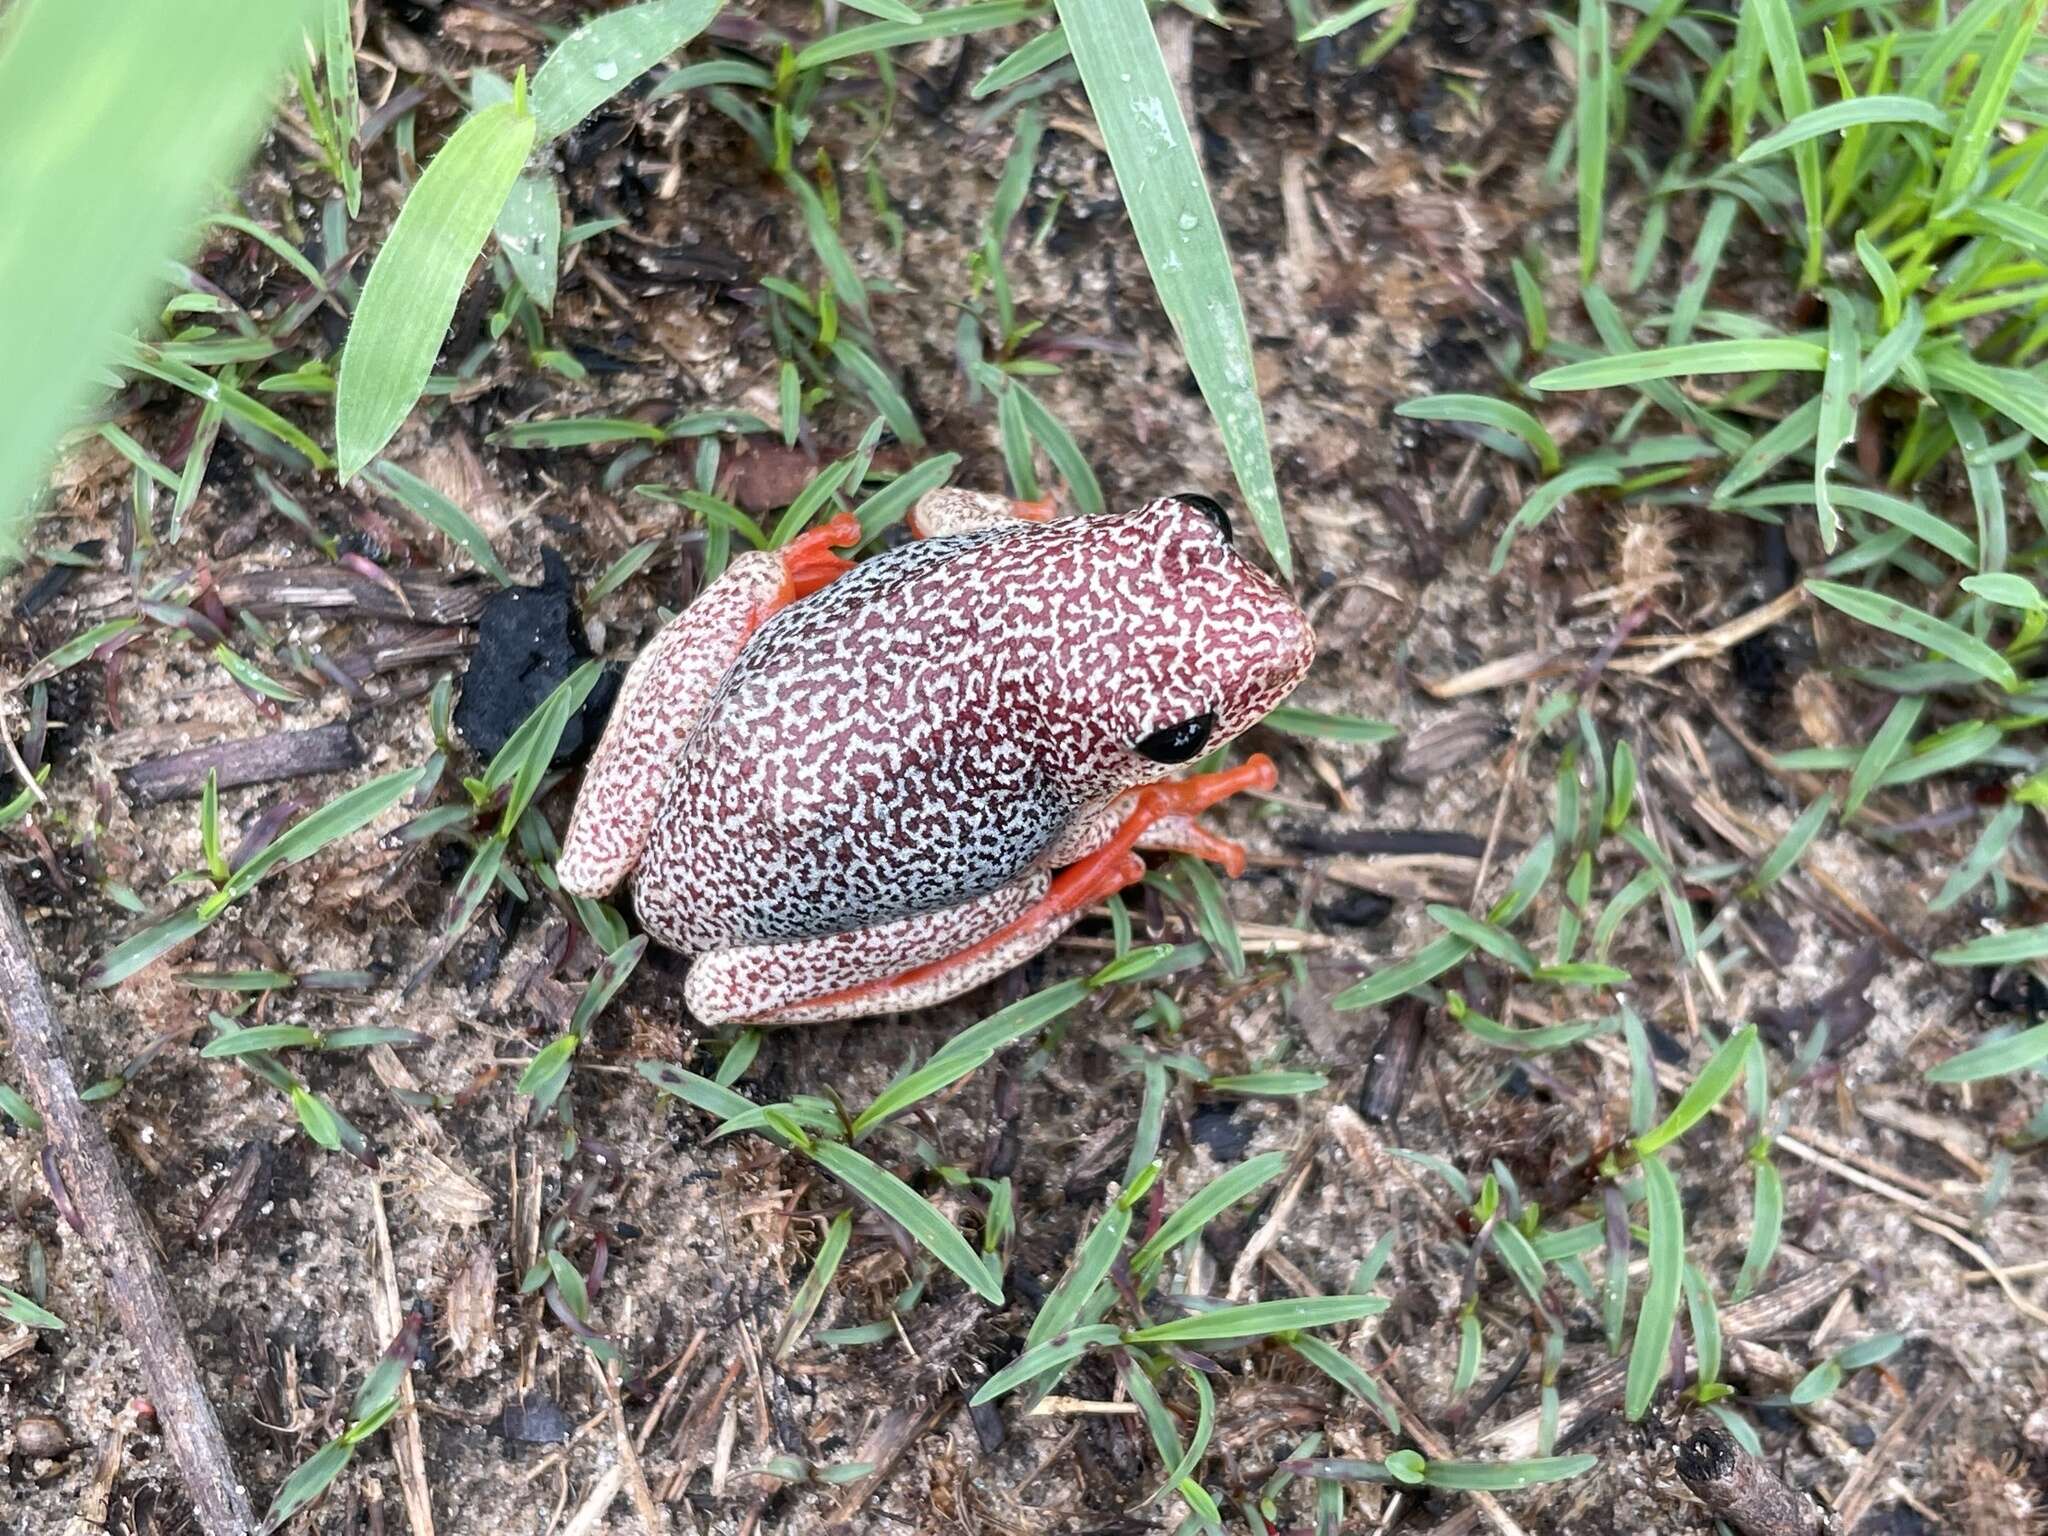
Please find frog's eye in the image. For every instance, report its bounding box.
[1171,493,1232,545]
[1134,710,1216,765]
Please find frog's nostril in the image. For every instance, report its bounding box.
[1171,493,1233,545]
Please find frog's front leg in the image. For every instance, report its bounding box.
[690,756,1277,1025]
[557,514,860,898]
[908,488,1056,538]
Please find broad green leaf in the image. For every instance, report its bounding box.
[1056,0,1291,575]
[335,101,537,478]
[807,1140,1003,1302]
[529,0,721,142]
[0,0,310,559]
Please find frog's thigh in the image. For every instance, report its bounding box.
[685,872,1053,1026]
[908,488,1056,538]
[559,518,857,898]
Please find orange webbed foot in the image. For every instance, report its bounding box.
[777,513,862,600]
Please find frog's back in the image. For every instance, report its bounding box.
[637,523,1080,950]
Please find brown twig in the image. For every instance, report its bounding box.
[117,721,366,806]
[0,884,257,1536]
[367,1182,436,1536]
[1674,1418,1833,1535]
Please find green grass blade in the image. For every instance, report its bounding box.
[1575,0,1609,281]
[1531,338,1826,391]
[211,765,429,911]
[1930,801,2025,912]
[0,0,312,557]
[1933,0,2048,216]
[1131,1151,1288,1277]
[806,1140,1003,1302]
[529,0,721,142]
[1743,791,1833,897]
[1397,394,1560,475]
[335,101,536,479]
[1934,924,2048,966]
[1055,0,1291,575]
[1926,1022,2048,1083]
[368,461,514,585]
[1738,96,1952,163]
[1920,349,2048,448]
[1331,933,1474,1010]
[1011,379,1106,514]
[1811,290,1860,552]
[1258,705,1398,743]
[1421,1457,1598,1491]
[1806,578,2019,691]
[796,1,1043,70]
[1751,0,1821,286]
[1624,1153,1682,1420]
[1289,1335,1399,1431]
[1123,1295,1387,1345]
[1633,1023,1756,1158]
[973,24,1071,97]
[497,172,562,312]
[1733,1157,1783,1301]
[1023,1200,1132,1352]
[970,1324,1119,1403]
[774,1209,854,1360]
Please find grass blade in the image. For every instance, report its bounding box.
[1023,1200,1131,1353]
[1397,394,1560,475]
[0,0,311,556]
[1811,289,1859,552]
[1422,1457,1597,1491]
[1131,1150,1288,1277]
[1532,338,1826,391]
[1634,1023,1756,1158]
[797,2,1042,69]
[1733,1157,1783,1301]
[335,100,536,478]
[529,0,721,142]
[1624,1154,1682,1420]
[774,1209,854,1360]
[368,461,514,585]
[806,1140,1003,1302]
[1575,0,1609,281]
[1122,1295,1387,1345]
[1055,0,1291,575]
[497,172,562,312]
[1926,1022,2048,1083]
[1806,579,2019,691]
[1738,96,1951,163]
[1933,0,2048,215]
[970,1324,1119,1403]
[1751,0,1820,286]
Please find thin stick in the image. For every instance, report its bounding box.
[368,1182,436,1536]
[0,885,256,1536]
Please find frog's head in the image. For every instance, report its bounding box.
[1049,494,1316,792]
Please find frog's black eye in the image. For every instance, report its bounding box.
[1172,493,1232,545]
[1134,710,1216,764]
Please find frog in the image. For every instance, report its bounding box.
[557,488,1317,1025]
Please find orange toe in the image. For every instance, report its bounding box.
[778,513,862,599]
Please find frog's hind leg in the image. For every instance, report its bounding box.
[908,488,1057,538]
[686,871,1060,1025]
[700,756,1278,1025]
[558,514,860,898]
